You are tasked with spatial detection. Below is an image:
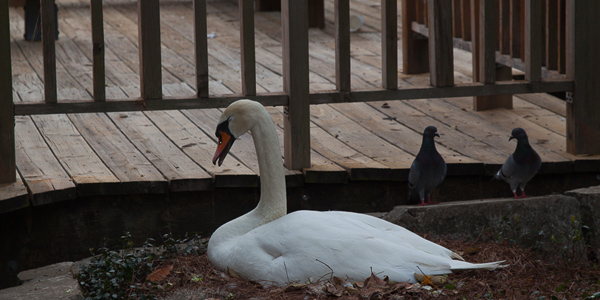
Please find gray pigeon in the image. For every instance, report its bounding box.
[408,126,447,206]
[494,128,542,199]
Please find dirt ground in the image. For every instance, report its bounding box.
[144,238,600,300]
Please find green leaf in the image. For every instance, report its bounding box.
[555,284,565,292]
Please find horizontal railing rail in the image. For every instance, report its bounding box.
[1,0,599,185]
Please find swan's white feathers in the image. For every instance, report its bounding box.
[207,100,506,287]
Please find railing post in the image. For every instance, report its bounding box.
[382,0,397,89]
[335,0,351,92]
[91,0,106,102]
[194,0,209,98]
[282,0,311,170]
[401,0,429,75]
[566,0,600,154]
[138,0,162,100]
[41,0,57,103]
[427,0,454,87]
[240,0,256,96]
[472,0,513,111]
[0,0,15,183]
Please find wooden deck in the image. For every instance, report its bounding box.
[2,0,599,212]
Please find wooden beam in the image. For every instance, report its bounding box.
[138,0,162,99]
[499,0,511,54]
[524,0,542,82]
[194,0,209,98]
[0,0,15,183]
[401,0,429,75]
[452,0,463,39]
[13,80,574,115]
[545,0,559,70]
[428,0,454,87]
[335,0,351,92]
[41,0,57,103]
[461,0,472,41]
[509,0,523,58]
[282,0,310,169]
[557,0,566,74]
[566,0,600,154]
[240,0,256,96]
[90,0,105,102]
[382,0,398,89]
[479,0,497,84]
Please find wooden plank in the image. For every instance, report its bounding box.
[266,107,348,184]
[427,0,454,87]
[452,0,463,39]
[401,0,429,74]
[144,110,258,187]
[14,116,76,206]
[0,172,29,214]
[335,0,350,92]
[524,0,542,82]
[41,0,57,103]
[239,0,256,96]
[194,0,209,97]
[566,0,600,155]
[545,0,558,70]
[31,114,121,196]
[68,113,168,194]
[499,0,511,54]
[381,0,397,89]
[90,0,106,102]
[510,0,523,59]
[282,0,311,170]
[333,102,483,172]
[310,104,414,180]
[107,111,213,192]
[461,0,472,41]
[138,0,162,99]
[0,0,15,183]
[479,0,497,84]
[557,0,566,74]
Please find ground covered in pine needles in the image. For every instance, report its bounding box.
[147,238,600,300]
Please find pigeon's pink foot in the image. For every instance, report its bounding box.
[513,192,521,199]
[520,193,531,198]
[418,200,428,206]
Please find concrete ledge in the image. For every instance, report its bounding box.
[382,193,596,264]
[0,262,83,300]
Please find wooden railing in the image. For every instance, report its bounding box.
[1,0,599,184]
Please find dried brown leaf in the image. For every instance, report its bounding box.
[146,264,173,282]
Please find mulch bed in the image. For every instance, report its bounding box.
[143,237,600,299]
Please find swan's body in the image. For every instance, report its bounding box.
[208,100,504,286]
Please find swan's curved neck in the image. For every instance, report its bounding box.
[250,115,287,221]
[210,110,287,245]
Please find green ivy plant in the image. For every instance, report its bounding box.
[77,232,203,300]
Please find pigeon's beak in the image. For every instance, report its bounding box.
[509,135,515,141]
[213,131,236,166]
[435,133,440,138]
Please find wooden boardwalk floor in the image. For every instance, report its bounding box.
[2,0,599,212]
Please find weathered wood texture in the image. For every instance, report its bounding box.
[566,0,600,154]
[0,0,15,184]
[281,0,311,169]
[427,0,454,87]
[138,0,162,99]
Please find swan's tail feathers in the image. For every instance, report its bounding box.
[450,260,508,271]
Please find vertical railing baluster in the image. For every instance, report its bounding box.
[452,0,463,39]
[566,0,600,155]
[91,0,106,102]
[509,0,522,59]
[0,0,15,184]
[461,0,472,41]
[499,0,511,54]
[545,0,558,70]
[479,0,497,84]
[282,0,310,170]
[42,0,57,103]
[240,0,256,96]
[138,0,162,99]
[428,0,454,87]
[381,0,397,89]
[194,0,209,98]
[335,0,350,92]
[524,0,542,82]
[402,0,429,74]
[557,0,566,74]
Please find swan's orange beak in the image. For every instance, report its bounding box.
[213,131,235,166]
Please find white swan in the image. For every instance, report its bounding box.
[207,100,504,286]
